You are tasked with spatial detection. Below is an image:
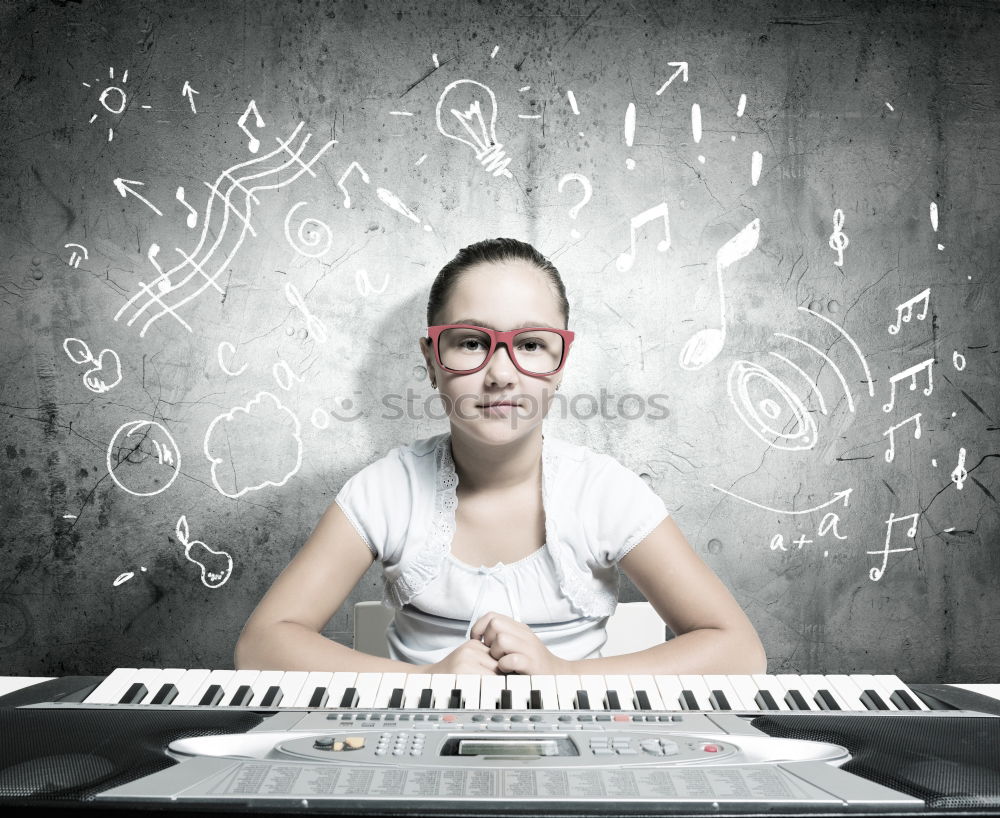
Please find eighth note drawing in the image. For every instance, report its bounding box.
[888,287,930,335]
[679,218,761,371]
[238,100,265,153]
[616,202,670,272]
[829,208,849,266]
[176,186,198,228]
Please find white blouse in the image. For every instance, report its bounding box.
[334,431,670,666]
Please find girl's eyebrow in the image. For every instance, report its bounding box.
[451,318,558,330]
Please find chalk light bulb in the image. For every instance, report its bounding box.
[435,79,512,178]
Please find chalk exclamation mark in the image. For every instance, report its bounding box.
[624,102,636,170]
[692,103,704,163]
[930,201,943,250]
[733,93,747,141]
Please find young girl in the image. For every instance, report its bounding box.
[235,238,766,677]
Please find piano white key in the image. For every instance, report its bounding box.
[702,674,743,710]
[454,674,481,710]
[554,673,582,710]
[504,675,531,710]
[578,674,610,711]
[725,674,765,711]
[245,670,286,706]
[428,673,456,710]
[292,671,334,708]
[140,668,188,704]
[84,667,139,704]
[479,675,506,709]
[876,674,929,710]
[374,672,407,708]
[402,673,433,709]
[750,674,791,710]
[169,668,212,706]
[603,674,636,710]
[189,669,236,706]
[354,672,383,708]
[823,674,868,711]
[326,671,360,708]
[653,674,686,710]
[852,673,899,710]
[528,675,558,710]
[798,674,848,711]
[218,669,261,705]
[115,668,175,703]
[628,674,665,709]
[678,674,714,710]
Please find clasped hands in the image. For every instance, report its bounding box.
[425,611,569,675]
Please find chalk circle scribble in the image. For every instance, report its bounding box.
[727,360,818,451]
[106,420,182,496]
[284,201,333,258]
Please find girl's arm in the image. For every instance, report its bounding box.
[234,501,422,673]
[567,515,767,675]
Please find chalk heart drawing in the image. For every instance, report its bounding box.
[176,515,233,589]
[203,391,303,498]
[106,420,181,497]
[62,337,123,393]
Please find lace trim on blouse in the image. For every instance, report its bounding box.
[384,433,616,617]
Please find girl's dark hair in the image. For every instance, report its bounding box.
[426,238,570,329]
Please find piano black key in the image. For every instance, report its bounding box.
[338,687,358,708]
[499,689,513,710]
[814,689,841,711]
[529,689,544,710]
[860,689,889,710]
[228,684,253,706]
[604,690,622,710]
[890,689,921,710]
[574,690,591,710]
[448,689,464,709]
[709,690,732,710]
[754,690,779,710]
[417,688,434,709]
[260,685,283,707]
[785,690,811,710]
[150,683,178,705]
[198,684,224,706]
[634,690,652,710]
[307,686,329,708]
[119,682,148,704]
[679,690,699,710]
[387,688,404,709]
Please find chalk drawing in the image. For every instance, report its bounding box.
[114,178,164,217]
[868,512,919,581]
[800,305,875,397]
[883,412,922,463]
[679,218,760,370]
[725,359,819,450]
[490,45,499,59]
[436,79,513,178]
[64,243,88,268]
[415,154,427,166]
[217,341,248,377]
[356,268,390,297]
[655,62,688,94]
[376,187,432,231]
[518,114,541,119]
[624,102,636,170]
[176,516,233,589]
[337,161,370,208]
[238,100,265,153]
[557,173,592,240]
[389,111,414,116]
[181,80,199,113]
[828,209,849,267]
[82,66,134,142]
[953,350,966,371]
[113,566,146,587]
[774,331,856,413]
[751,150,763,186]
[691,103,704,163]
[818,512,847,540]
[882,358,934,413]
[737,93,747,117]
[885,102,895,111]
[888,287,930,334]
[711,483,851,514]
[767,351,828,415]
[175,186,198,228]
[930,201,943,249]
[284,282,329,344]
[284,201,334,258]
[272,360,304,391]
[951,447,968,490]
[616,202,671,272]
[310,408,331,430]
[204,392,303,499]
[107,420,181,497]
[566,90,580,115]
[62,337,123,394]
[432,53,440,68]
[114,121,335,337]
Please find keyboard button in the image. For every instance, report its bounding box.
[528,676,558,710]
[499,689,513,710]
[890,690,921,710]
[629,675,664,709]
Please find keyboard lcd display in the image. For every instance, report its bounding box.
[458,739,559,756]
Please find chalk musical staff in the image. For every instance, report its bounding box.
[882,358,935,413]
[888,287,930,334]
[868,511,919,581]
[883,412,922,463]
[829,208,848,266]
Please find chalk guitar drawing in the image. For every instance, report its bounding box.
[176,515,233,589]
[62,337,123,394]
[436,79,513,179]
[868,512,919,581]
[888,287,930,334]
[114,119,335,337]
[557,173,592,239]
[283,201,334,258]
[106,420,181,497]
[678,218,760,370]
[883,412,922,463]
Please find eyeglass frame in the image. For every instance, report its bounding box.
[426,323,576,377]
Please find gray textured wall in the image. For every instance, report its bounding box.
[1,0,997,681]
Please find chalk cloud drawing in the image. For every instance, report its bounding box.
[176,515,233,589]
[106,420,181,497]
[203,391,303,498]
[557,174,592,239]
[436,79,513,178]
[62,337,122,393]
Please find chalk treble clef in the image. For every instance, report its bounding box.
[829,208,849,267]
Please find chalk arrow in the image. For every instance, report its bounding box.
[113,178,164,216]
[709,485,852,515]
[182,80,200,114]
[656,62,689,95]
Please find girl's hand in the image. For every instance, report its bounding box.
[424,638,499,675]
[470,611,570,675]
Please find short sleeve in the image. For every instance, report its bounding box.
[334,448,409,561]
[590,458,670,567]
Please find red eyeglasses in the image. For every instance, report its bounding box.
[427,324,575,376]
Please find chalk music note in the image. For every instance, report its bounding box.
[146,243,172,294]
[176,186,198,228]
[829,208,848,266]
[888,287,930,334]
[616,202,670,272]
[883,412,922,463]
[867,511,919,581]
[237,100,265,153]
[338,161,371,208]
[951,447,968,490]
[679,218,761,371]
[882,357,934,413]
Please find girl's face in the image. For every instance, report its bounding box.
[420,259,567,445]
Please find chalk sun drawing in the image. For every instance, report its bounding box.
[82,65,151,142]
[436,79,513,179]
[106,420,181,497]
[176,515,233,589]
[203,391,303,499]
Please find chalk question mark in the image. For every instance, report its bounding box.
[557,173,593,239]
